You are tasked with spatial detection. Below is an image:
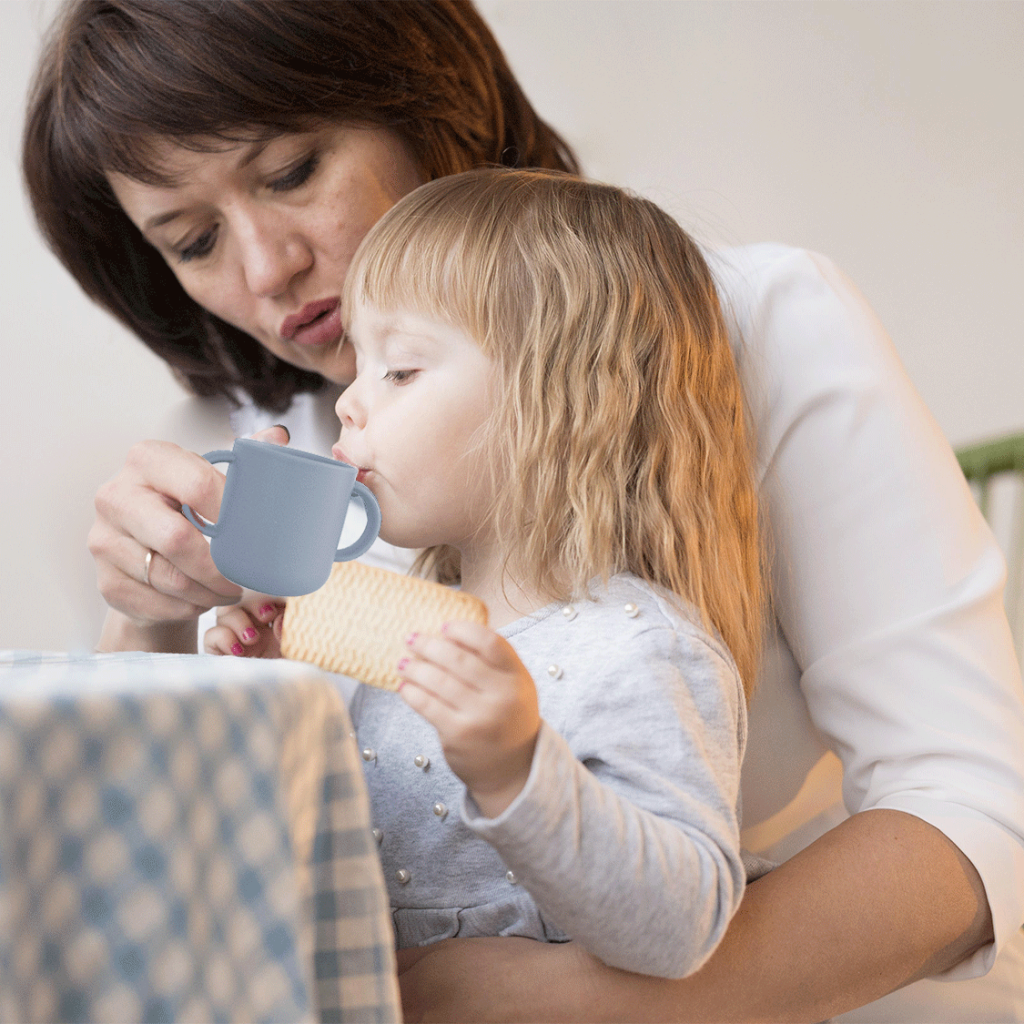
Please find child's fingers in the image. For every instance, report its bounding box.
[396,672,447,725]
[433,620,517,671]
[248,597,286,625]
[397,672,476,744]
[215,606,265,648]
[203,623,248,657]
[404,631,491,691]
[397,654,467,713]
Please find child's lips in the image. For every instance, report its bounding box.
[332,445,372,483]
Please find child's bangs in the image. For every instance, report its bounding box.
[344,193,500,345]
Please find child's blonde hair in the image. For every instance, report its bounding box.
[343,168,764,695]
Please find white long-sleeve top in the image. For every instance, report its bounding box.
[212,242,1024,1020]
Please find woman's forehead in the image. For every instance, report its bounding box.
[108,128,287,188]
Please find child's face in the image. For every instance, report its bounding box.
[333,301,498,552]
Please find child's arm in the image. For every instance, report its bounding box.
[397,622,540,817]
[398,615,746,980]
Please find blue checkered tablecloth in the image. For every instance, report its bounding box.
[0,650,400,1024]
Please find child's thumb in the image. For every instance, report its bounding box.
[249,424,290,446]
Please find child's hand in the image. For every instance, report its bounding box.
[203,592,286,658]
[397,621,540,818]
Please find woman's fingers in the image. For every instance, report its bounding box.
[88,519,212,624]
[90,439,246,625]
[94,558,210,626]
[89,503,238,619]
[250,424,290,446]
[117,440,240,593]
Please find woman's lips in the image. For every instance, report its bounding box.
[281,298,341,347]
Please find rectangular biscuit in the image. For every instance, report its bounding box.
[280,561,488,690]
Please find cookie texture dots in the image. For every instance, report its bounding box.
[281,561,488,690]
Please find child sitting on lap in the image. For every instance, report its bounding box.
[213,168,766,979]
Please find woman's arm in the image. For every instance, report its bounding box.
[96,608,201,654]
[398,808,992,1023]
[726,246,1024,969]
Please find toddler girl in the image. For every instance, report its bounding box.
[213,168,765,979]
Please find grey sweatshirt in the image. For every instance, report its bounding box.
[350,573,748,979]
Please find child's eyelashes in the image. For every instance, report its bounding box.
[383,368,419,385]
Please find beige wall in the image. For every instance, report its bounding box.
[3,1,1022,650]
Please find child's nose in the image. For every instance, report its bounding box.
[335,382,366,430]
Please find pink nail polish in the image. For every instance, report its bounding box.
[231,643,244,656]
[242,627,257,641]
[397,657,409,672]
[259,604,275,617]
[405,632,418,646]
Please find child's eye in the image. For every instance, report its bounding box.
[383,369,418,385]
[269,153,319,193]
[177,226,218,263]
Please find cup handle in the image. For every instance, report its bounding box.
[335,482,381,561]
[181,450,235,538]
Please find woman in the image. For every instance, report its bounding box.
[22,2,1024,1021]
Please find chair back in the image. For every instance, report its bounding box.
[957,432,1024,656]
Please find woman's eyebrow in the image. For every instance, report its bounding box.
[143,208,186,233]
[141,141,274,232]
[236,138,272,170]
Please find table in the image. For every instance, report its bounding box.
[0,650,400,1024]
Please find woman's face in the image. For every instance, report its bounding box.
[108,125,424,385]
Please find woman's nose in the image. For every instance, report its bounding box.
[237,211,312,298]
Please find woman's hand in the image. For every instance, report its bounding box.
[89,424,289,652]
[203,592,287,658]
[398,622,540,817]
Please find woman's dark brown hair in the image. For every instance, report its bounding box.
[23,0,579,412]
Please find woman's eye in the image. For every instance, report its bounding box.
[383,369,418,385]
[270,153,319,193]
[177,227,217,263]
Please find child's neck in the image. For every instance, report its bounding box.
[458,549,551,630]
